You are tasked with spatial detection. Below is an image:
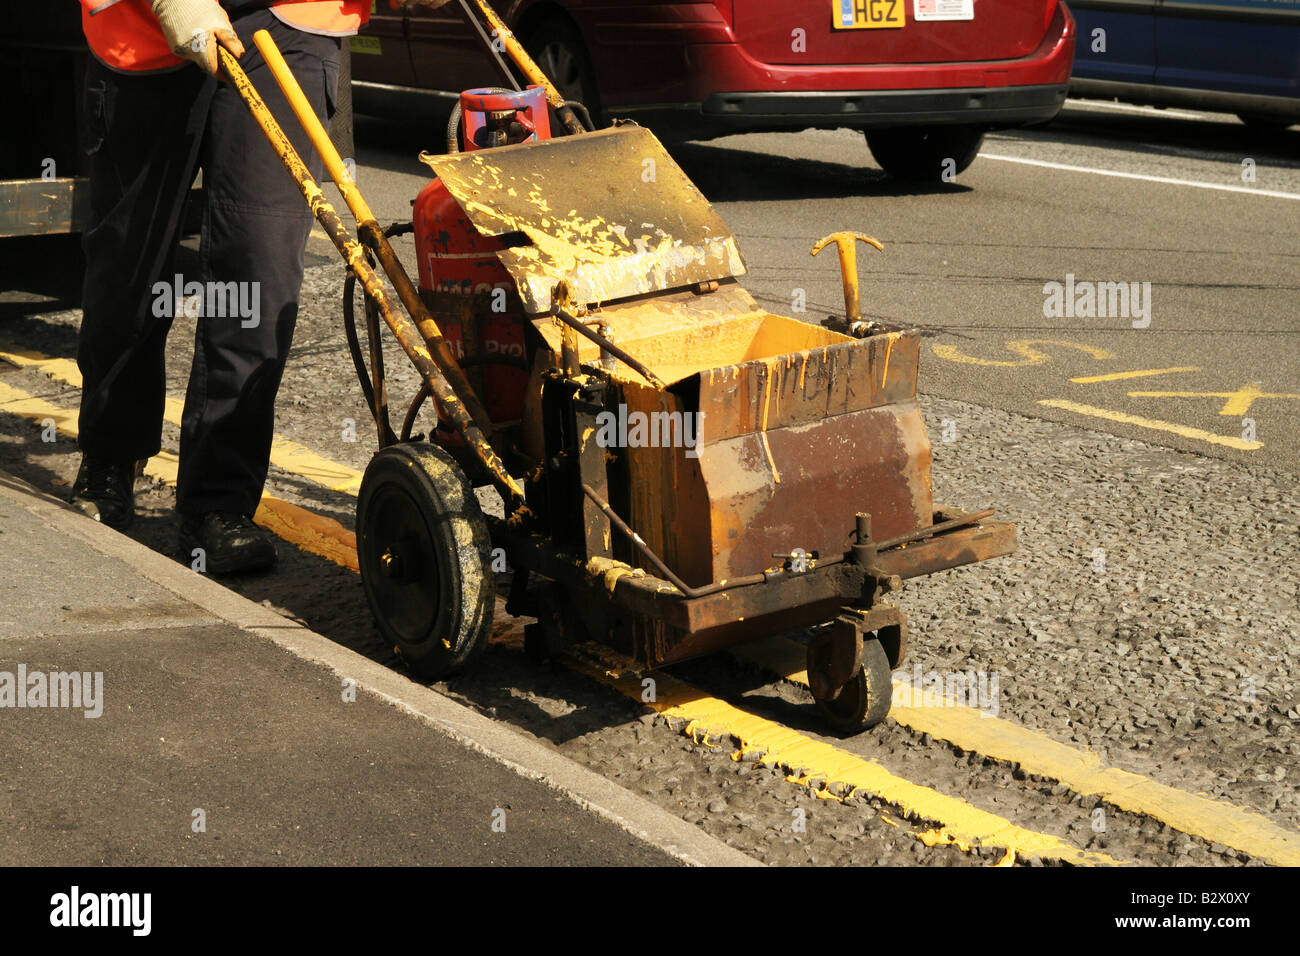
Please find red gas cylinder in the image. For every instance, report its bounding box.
[413,86,552,444]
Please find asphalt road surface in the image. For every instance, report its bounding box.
[335,99,1299,473]
[1,99,1297,869]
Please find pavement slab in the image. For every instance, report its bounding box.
[0,471,757,867]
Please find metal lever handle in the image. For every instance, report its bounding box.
[811,230,884,333]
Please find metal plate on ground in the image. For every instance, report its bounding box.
[422,125,746,314]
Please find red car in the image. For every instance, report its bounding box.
[352,1,1075,180]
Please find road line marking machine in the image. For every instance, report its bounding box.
[223,0,1015,733]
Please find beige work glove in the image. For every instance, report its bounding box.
[151,0,246,75]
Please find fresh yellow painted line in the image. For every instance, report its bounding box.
[0,343,363,494]
[1037,398,1263,450]
[1070,366,1200,384]
[1,380,78,425]
[259,433,363,494]
[0,379,352,568]
[0,350,86,392]
[254,496,359,572]
[1,356,1245,864]
[931,339,1113,368]
[0,381,181,485]
[732,637,1300,867]
[1128,384,1300,417]
[1,378,1144,865]
[567,652,1127,867]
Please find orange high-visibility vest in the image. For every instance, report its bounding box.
[273,1,369,38]
[80,0,370,73]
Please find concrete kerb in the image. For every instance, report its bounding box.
[3,470,761,868]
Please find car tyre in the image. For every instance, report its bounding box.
[1237,113,1294,132]
[525,19,602,128]
[865,125,985,182]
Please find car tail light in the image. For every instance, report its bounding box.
[712,0,733,27]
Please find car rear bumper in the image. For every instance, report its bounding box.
[606,4,1074,137]
[705,82,1070,126]
[616,83,1069,138]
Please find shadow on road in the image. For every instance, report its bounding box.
[1032,106,1300,166]
[354,113,974,201]
[668,141,973,202]
[0,236,85,320]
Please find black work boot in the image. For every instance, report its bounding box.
[178,512,277,575]
[70,456,136,530]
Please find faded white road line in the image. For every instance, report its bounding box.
[981,153,1300,201]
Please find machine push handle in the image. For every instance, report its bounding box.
[250,31,495,432]
[454,0,588,136]
[248,30,523,475]
[217,41,526,507]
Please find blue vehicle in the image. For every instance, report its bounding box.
[1067,0,1300,127]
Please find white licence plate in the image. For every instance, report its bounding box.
[913,0,974,22]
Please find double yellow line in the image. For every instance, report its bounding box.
[731,639,1300,866]
[0,345,360,569]
[5,341,1298,865]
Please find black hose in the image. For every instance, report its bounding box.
[342,224,411,445]
[341,270,378,415]
[560,99,595,132]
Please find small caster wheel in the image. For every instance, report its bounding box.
[809,635,892,734]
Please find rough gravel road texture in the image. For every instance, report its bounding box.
[4,258,1294,867]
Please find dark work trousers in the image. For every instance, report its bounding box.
[77,9,339,517]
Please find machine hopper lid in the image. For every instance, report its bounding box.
[421,124,747,315]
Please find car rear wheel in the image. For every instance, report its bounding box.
[865,125,985,182]
[1237,113,1294,132]
[525,19,601,127]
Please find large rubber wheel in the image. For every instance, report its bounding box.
[357,442,494,679]
[811,637,893,734]
[865,125,985,182]
[525,19,601,126]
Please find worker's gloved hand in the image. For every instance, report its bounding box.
[388,0,457,9]
[150,0,246,75]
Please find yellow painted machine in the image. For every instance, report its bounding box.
[222,2,1015,733]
